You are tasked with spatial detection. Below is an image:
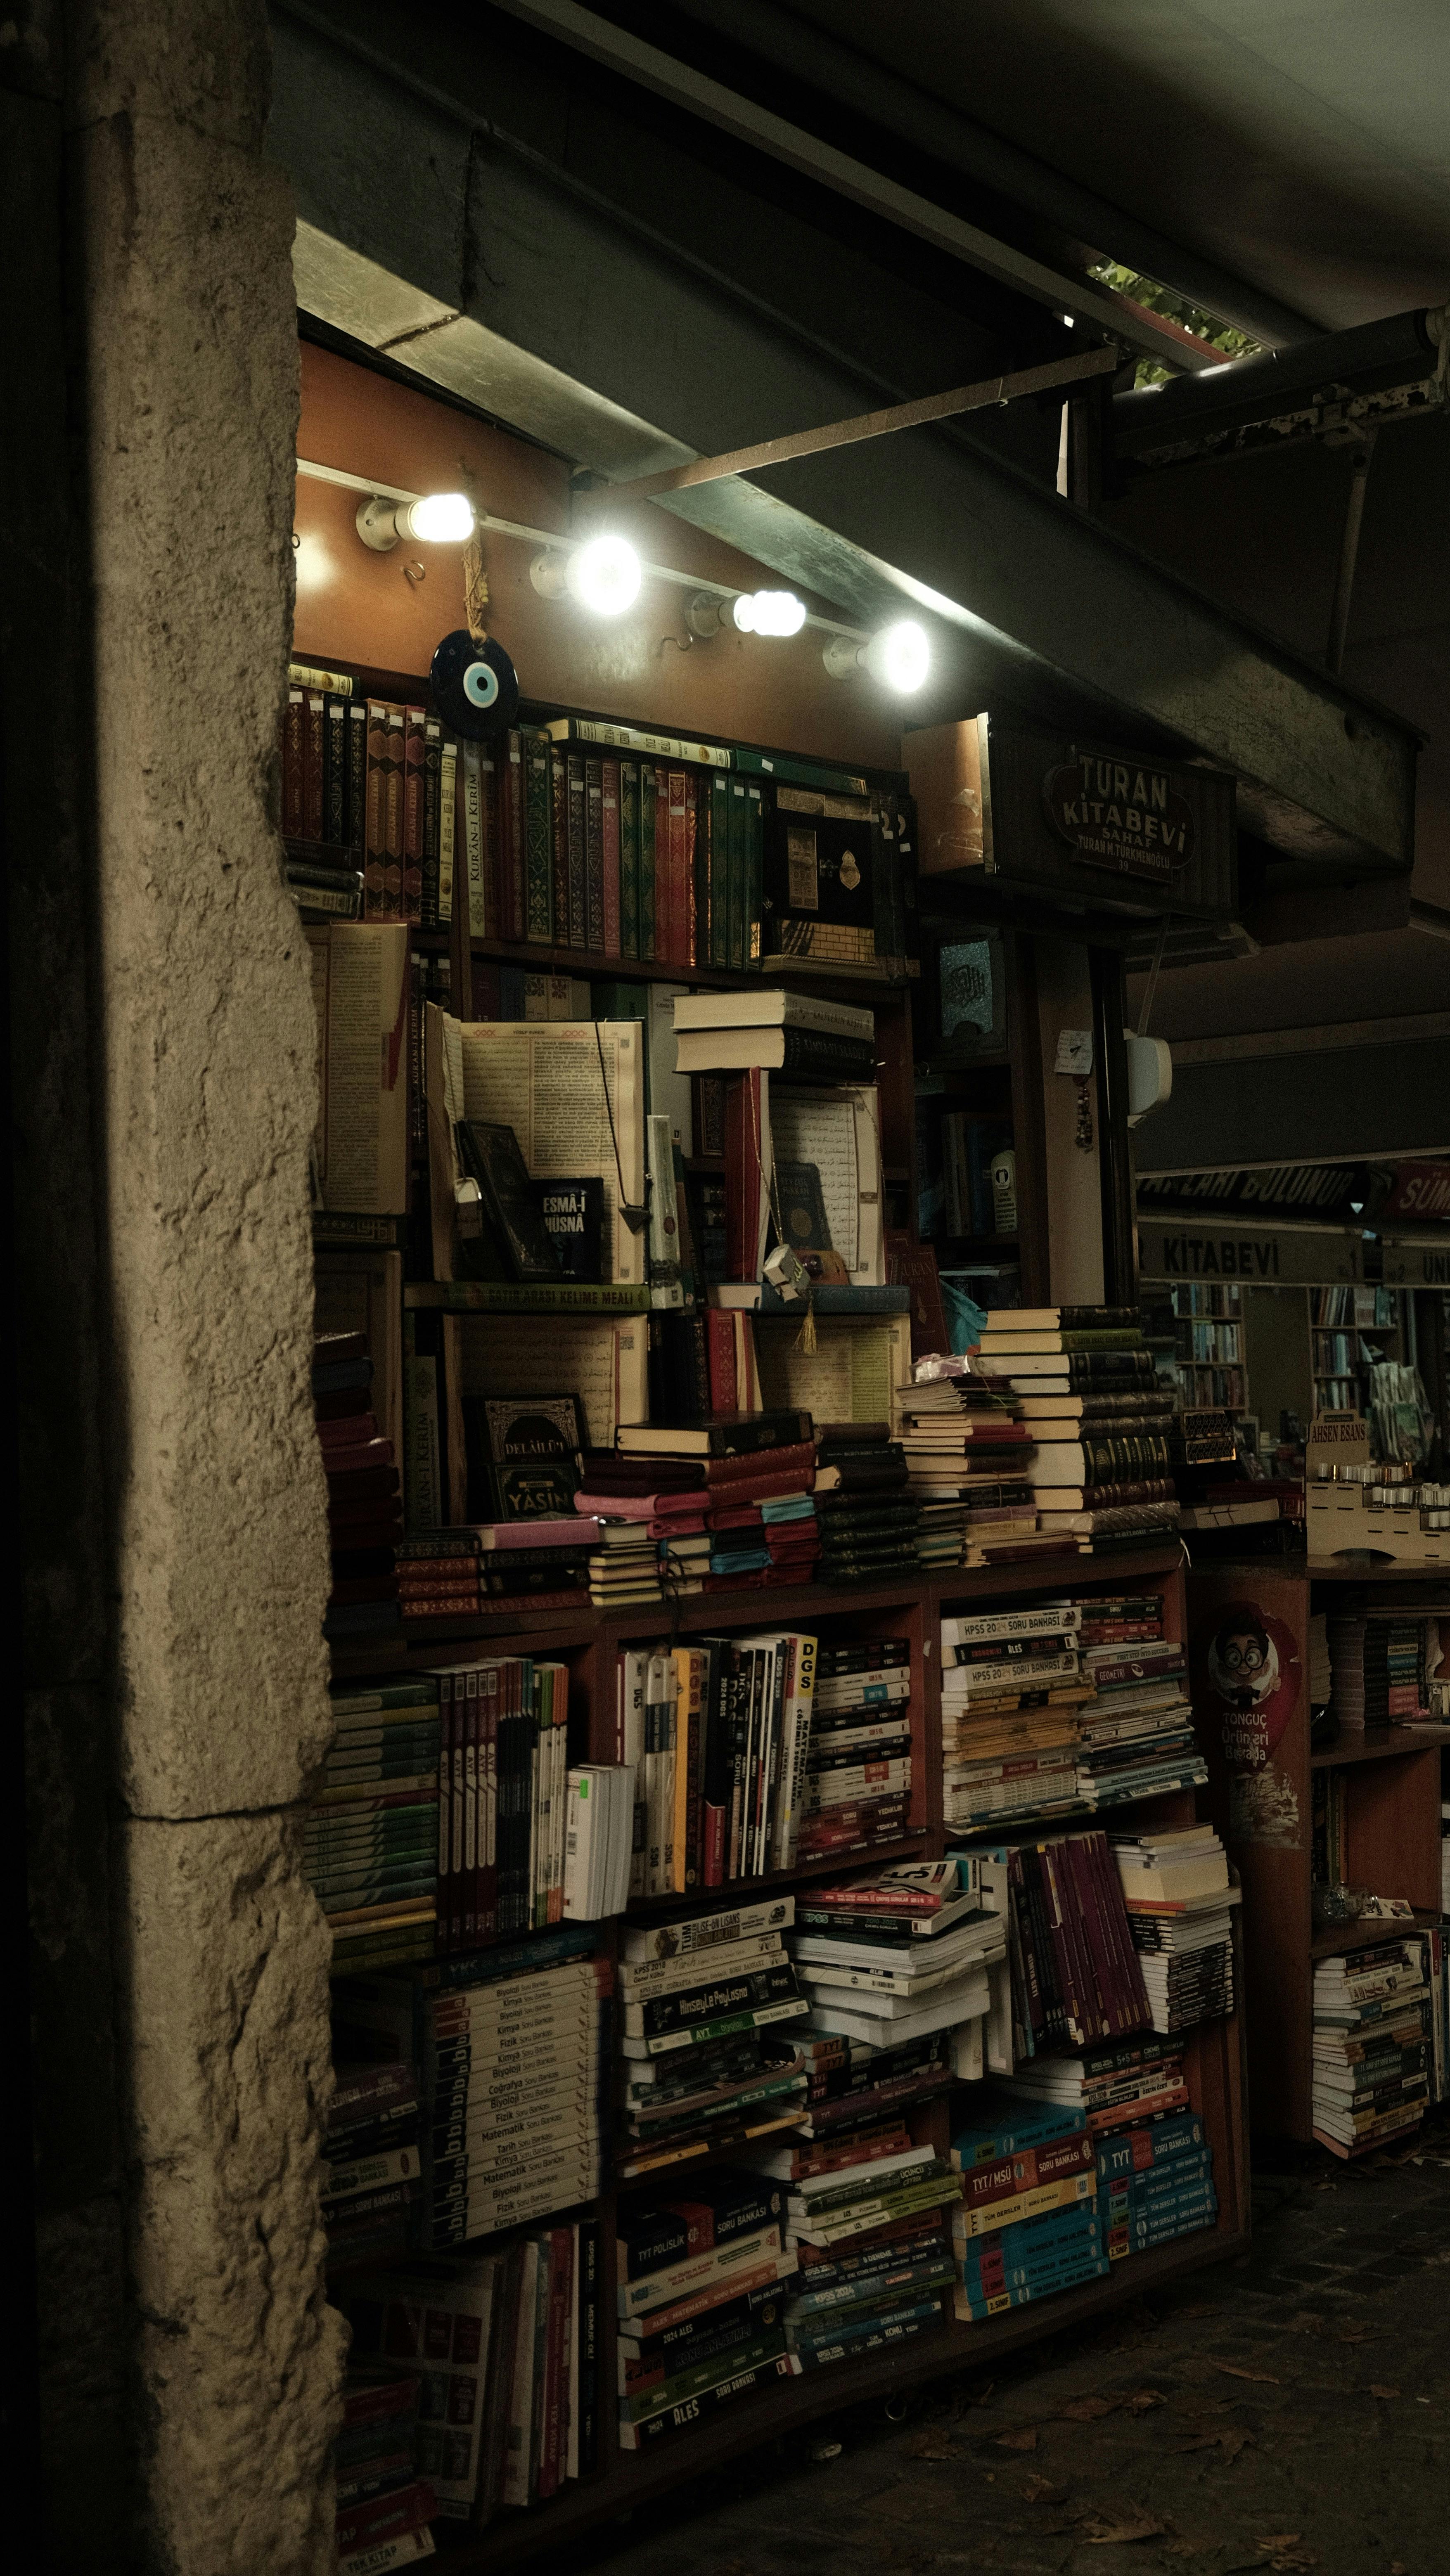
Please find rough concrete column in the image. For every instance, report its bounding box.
[67,5,344,2567]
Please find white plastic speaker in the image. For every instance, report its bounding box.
[1125,1034,1173,1124]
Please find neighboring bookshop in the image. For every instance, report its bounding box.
[10,8,1443,2576]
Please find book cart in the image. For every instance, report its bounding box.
[295,337,1249,2562]
[389,1547,1248,2565]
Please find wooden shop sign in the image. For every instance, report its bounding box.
[1042,750,1195,881]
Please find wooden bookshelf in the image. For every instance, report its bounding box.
[1189,1558,1446,2140]
[353,1547,1247,2566]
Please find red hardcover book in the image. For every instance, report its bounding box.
[653,768,673,965]
[479,740,501,940]
[402,705,426,923]
[538,2223,573,2500]
[723,1070,770,1282]
[960,2129,1095,2209]
[705,1309,738,1412]
[282,685,305,837]
[601,756,622,957]
[1061,1838,1113,2044]
[501,730,526,940]
[335,2477,437,2559]
[1087,1828,1149,2033]
[303,690,326,841]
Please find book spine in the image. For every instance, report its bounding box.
[402,705,426,925]
[525,732,553,941]
[344,697,367,852]
[420,717,442,930]
[437,739,457,928]
[639,762,657,962]
[303,689,326,842]
[282,685,305,837]
[585,756,605,954]
[619,758,640,959]
[324,694,348,845]
[691,773,708,971]
[499,729,523,941]
[363,700,388,919]
[601,757,622,960]
[383,706,406,921]
[566,752,590,953]
[708,772,729,968]
[745,783,764,964]
[479,741,499,940]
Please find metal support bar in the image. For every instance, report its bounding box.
[1327,434,1377,675]
[576,345,1121,509]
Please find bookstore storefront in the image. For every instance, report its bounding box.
[15,9,1431,2575]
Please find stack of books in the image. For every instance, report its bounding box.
[765,2022,955,2150]
[968,1832,1151,2057]
[616,1632,818,1893]
[1112,1825,1239,2036]
[998,2032,1192,2140]
[431,1656,571,1952]
[972,1307,1179,1556]
[617,2258,797,2453]
[317,1328,403,1661]
[893,1371,1045,1569]
[616,2198,799,2446]
[420,1948,612,2247]
[813,1484,921,1585]
[322,2055,422,2279]
[773,2134,959,2370]
[939,1601,1091,1835]
[1329,1612,1449,1733]
[1097,2108,1217,2257]
[1074,1614,1208,1811]
[333,2377,434,2574]
[306,1678,441,1975]
[581,1413,817,1607]
[798,1641,915,1863]
[950,2094,1106,2319]
[616,1898,811,2179]
[1312,1939,1433,2157]
[394,1521,597,1625]
[616,2173,794,2444]
[789,1861,1003,2065]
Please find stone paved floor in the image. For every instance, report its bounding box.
[579,2113,1450,2576]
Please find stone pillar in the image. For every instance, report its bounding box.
[17,5,344,2567]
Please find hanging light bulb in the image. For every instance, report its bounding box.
[355,491,476,551]
[732,589,807,637]
[822,619,931,692]
[864,620,930,692]
[565,534,642,617]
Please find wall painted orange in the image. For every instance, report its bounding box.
[294,339,904,770]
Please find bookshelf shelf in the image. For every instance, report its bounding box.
[443,2214,1246,2574]
[1309,1907,1441,1960]
[1310,1726,1450,1770]
[468,934,912,1002]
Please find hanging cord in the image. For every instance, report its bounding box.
[460,464,490,642]
[1137,912,1170,1039]
[593,1024,649,1234]
[746,1075,817,1351]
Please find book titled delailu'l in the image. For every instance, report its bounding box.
[467,1392,587,1520]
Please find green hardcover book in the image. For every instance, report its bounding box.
[709,773,730,969]
[620,758,641,959]
[640,760,657,963]
[523,728,553,942]
[726,777,747,973]
[745,781,764,966]
[566,750,589,948]
[691,772,710,971]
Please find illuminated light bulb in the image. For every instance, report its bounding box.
[565,534,642,617]
[398,492,475,544]
[355,491,476,551]
[863,619,930,693]
[732,589,807,637]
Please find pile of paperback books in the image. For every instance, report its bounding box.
[615,1895,810,2180]
[798,1637,914,1865]
[951,2091,1105,2319]
[1112,1823,1238,2036]
[1313,1936,1433,2156]
[615,2173,797,2447]
[789,1859,1005,2071]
